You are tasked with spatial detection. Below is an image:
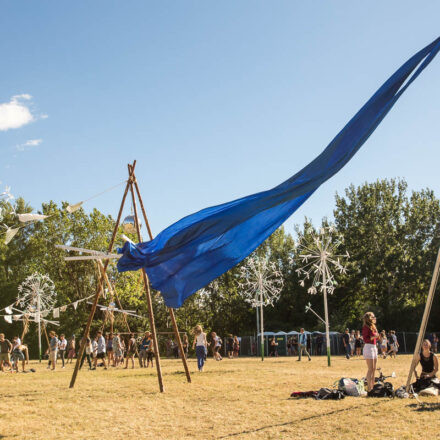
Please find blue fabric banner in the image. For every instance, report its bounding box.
[118,37,440,308]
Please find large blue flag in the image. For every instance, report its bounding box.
[118,36,440,308]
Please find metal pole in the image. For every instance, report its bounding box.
[256,305,260,357]
[322,268,331,367]
[37,290,42,363]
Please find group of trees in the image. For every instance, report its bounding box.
[1,178,439,356]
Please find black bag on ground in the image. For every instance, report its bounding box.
[316,388,345,400]
[367,382,394,398]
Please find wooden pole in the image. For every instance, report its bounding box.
[405,247,440,391]
[128,165,164,392]
[69,163,136,389]
[131,170,191,383]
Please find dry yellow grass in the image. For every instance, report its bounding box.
[1,354,439,440]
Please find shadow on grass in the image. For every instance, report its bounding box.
[218,400,389,439]
[408,402,440,412]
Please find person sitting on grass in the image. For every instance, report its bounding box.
[415,339,438,381]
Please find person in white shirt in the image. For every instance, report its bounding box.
[58,334,67,368]
[92,331,107,370]
[192,325,207,372]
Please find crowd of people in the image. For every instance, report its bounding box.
[0,327,241,374]
[1,323,438,391]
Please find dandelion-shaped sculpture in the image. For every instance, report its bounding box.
[295,226,348,366]
[17,272,57,361]
[239,256,284,361]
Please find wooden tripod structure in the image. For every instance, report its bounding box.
[405,247,440,392]
[69,160,191,391]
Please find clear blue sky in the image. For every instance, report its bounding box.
[1,2,439,238]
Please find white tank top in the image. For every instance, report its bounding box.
[196,333,205,346]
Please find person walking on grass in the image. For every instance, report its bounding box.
[58,334,67,368]
[355,331,363,358]
[146,333,155,368]
[349,330,356,357]
[0,333,12,372]
[211,332,222,361]
[362,312,379,391]
[113,332,123,367]
[67,335,76,363]
[139,332,149,368]
[388,330,399,358]
[297,328,311,361]
[93,331,107,370]
[80,337,93,370]
[124,333,136,369]
[227,334,234,359]
[193,325,207,372]
[48,331,59,371]
[11,336,26,373]
[233,336,240,358]
[182,334,189,359]
[342,329,351,359]
[269,337,279,357]
[106,333,114,367]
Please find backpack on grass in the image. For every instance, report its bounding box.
[367,382,394,398]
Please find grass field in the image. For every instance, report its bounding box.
[1,354,439,439]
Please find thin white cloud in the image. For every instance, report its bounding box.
[0,94,47,131]
[16,138,43,151]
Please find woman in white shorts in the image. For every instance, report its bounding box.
[362,312,379,391]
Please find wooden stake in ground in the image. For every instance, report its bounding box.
[405,247,440,392]
[69,163,135,389]
[131,167,191,383]
[127,165,164,392]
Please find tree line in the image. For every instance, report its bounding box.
[1,178,439,356]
